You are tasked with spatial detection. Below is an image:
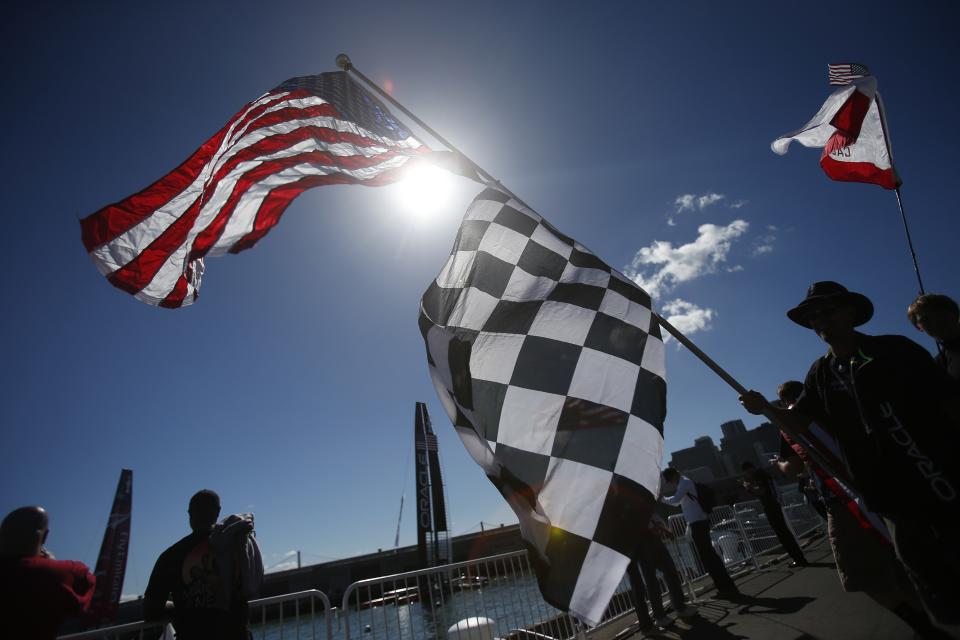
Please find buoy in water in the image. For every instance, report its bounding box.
[447,616,497,640]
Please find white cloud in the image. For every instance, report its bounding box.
[697,193,725,209]
[660,299,714,342]
[674,192,726,212]
[674,194,696,212]
[729,199,749,209]
[666,216,676,227]
[726,265,744,272]
[752,225,778,256]
[625,220,749,298]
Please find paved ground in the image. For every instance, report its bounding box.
[592,536,950,640]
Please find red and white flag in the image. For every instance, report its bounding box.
[781,424,890,543]
[772,72,901,190]
[85,469,133,626]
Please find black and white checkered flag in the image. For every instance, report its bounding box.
[419,187,666,625]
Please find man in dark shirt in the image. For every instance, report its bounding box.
[908,293,960,383]
[740,281,960,626]
[739,462,807,567]
[145,490,259,640]
[0,506,96,639]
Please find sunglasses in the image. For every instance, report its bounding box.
[802,304,844,322]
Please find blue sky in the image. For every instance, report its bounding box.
[2,1,958,596]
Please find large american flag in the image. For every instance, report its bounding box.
[828,62,871,85]
[81,72,428,308]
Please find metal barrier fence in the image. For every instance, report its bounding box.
[60,492,824,640]
[664,489,825,602]
[58,589,333,640]
[340,551,585,640]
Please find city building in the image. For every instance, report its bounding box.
[669,436,725,480]
[719,421,781,476]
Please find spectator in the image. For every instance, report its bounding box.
[144,490,264,640]
[659,468,739,599]
[740,281,960,625]
[908,293,960,382]
[796,473,827,521]
[0,506,96,639]
[739,461,808,567]
[632,513,697,628]
[776,377,950,640]
[625,552,655,633]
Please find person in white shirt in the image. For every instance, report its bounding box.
[660,468,739,598]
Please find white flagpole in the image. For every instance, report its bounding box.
[336,54,859,493]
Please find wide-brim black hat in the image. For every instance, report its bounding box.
[787,281,873,328]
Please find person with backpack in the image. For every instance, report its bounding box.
[144,490,264,639]
[740,461,808,567]
[659,468,739,599]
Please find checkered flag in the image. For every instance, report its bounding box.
[419,187,665,625]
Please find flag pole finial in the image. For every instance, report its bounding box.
[336,54,353,71]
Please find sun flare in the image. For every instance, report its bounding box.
[395,164,454,220]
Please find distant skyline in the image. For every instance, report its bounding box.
[2,1,958,596]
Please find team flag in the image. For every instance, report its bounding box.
[81,72,429,308]
[85,469,133,626]
[780,425,890,542]
[772,65,901,190]
[420,187,666,625]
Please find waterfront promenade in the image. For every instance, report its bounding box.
[599,536,929,640]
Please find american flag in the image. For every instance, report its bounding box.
[81,72,428,308]
[828,62,871,85]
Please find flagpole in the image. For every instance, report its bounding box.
[335,54,535,212]
[874,92,925,295]
[892,187,925,295]
[652,315,853,488]
[337,54,857,492]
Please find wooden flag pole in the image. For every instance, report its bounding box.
[337,54,857,492]
[652,315,854,489]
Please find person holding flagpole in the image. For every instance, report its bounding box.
[740,281,960,628]
[774,382,952,640]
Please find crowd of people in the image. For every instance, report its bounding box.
[3,285,957,639]
[0,490,263,640]
[622,285,958,638]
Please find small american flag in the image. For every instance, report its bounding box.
[828,62,871,85]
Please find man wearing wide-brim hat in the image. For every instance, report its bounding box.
[740,281,960,628]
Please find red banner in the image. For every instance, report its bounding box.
[86,469,132,626]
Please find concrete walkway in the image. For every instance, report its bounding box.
[597,536,932,640]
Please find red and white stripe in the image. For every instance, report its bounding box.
[771,76,900,190]
[81,88,428,308]
[782,423,891,542]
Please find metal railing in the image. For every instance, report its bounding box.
[340,551,584,640]
[58,589,333,640]
[60,493,824,640]
[664,489,825,601]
